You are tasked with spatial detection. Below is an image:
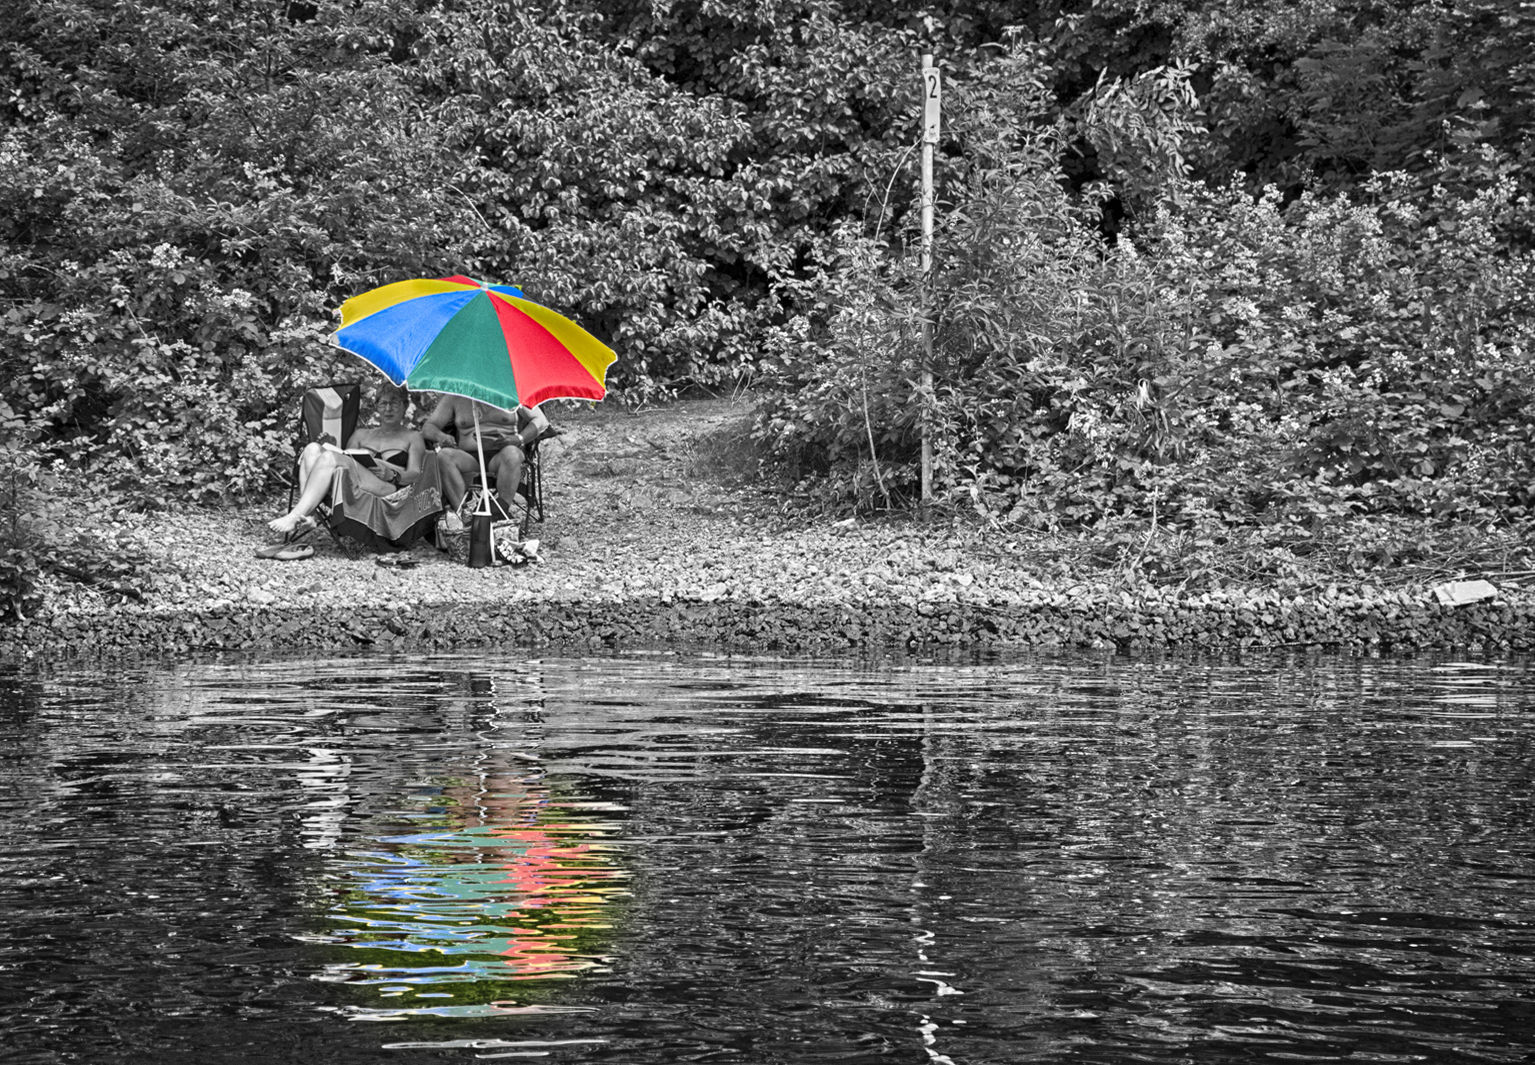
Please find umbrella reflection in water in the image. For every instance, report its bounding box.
[308,732,629,1018]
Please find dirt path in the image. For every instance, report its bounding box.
[536,394,773,553]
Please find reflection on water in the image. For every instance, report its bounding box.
[1,652,1534,1064]
[311,760,629,1019]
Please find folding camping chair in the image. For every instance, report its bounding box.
[293,384,361,477]
[287,383,446,554]
[452,430,548,540]
[281,383,360,543]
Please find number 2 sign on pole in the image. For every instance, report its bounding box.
[922,57,941,145]
[919,54,940,508]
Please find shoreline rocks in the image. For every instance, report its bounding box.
[11,583,1531,663]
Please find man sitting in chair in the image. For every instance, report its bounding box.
[423,396,548,523]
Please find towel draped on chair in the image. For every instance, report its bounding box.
[326,450,446,552]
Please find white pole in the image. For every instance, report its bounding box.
[920,54,940,509]
[472,402,492,516]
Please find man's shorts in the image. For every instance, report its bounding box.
[460,441,522,468]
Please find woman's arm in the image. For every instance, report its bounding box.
[339,430,398,495]
[396,433,427,487]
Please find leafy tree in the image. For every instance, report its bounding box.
[1,0,480,501]
[403,1,771,393]
[757,39,1535,539]
[544,0,921,386]
[0,0,483,609]
[1074,0,1535,199]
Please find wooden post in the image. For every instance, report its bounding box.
[920,54,940,510]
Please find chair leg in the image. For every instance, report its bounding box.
[517,446,544,537]
[459,483,515,526]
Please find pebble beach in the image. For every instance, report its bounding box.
[7,397,1533,663]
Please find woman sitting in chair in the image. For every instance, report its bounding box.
[268,382,426,535]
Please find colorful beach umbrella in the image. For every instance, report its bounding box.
[334,275,616,411]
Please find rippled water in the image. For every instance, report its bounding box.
[2,651,1534,1063]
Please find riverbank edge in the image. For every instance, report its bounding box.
[9,586,1531,662]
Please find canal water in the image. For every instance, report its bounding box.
[2,651,1533,1064]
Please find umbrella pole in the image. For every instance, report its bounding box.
[472,403,492,516]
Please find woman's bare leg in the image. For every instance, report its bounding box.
[269,448,406,535]
[269,451,341,534]
[294,443,326,498]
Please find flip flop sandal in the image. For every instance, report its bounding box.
[375,554,419,569]
[256,543,315,561]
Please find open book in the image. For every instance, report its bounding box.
[322,442,377,468]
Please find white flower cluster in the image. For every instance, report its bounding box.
[148,243,185,269]
[57,308,96,330]
[1221,296,1262,325]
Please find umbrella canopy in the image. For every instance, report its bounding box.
[334,275,615,411]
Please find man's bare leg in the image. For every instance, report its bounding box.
[491,446,525,517]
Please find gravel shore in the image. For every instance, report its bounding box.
[6,397,1532,662]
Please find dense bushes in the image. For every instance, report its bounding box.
[755,48,1535,543]
[0,2,909,499]
[0,2,483,502]
[5,0,1531,508]
[0,438,160,622]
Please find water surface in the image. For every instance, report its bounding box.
[2,651,1533,1063]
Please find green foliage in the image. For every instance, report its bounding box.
[419,0,919,398]
[758,43,1535,552]
[1,440,159,622]
[1,0,486,508]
